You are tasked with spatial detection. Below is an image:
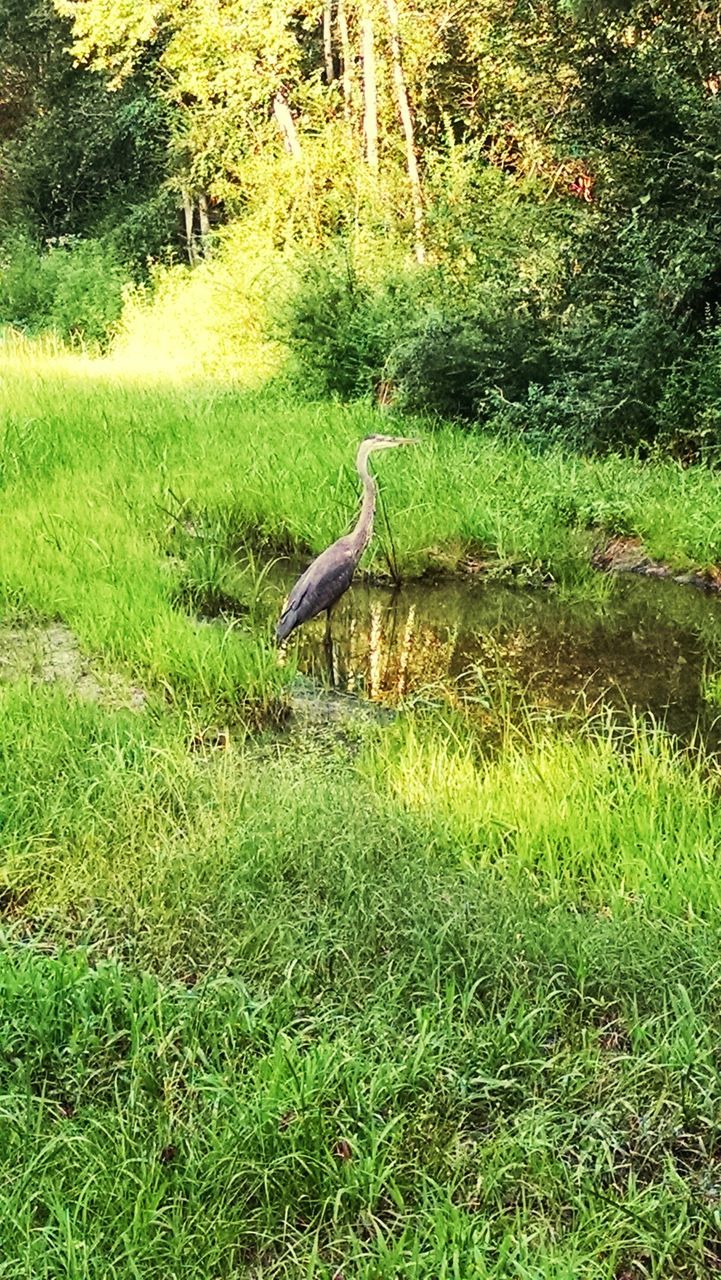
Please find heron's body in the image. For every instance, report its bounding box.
[276,434,416,644]
[276,534,358,642]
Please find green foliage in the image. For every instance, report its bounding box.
[0,237,128,346]
[115,222,287,378]
[104,188,181,271]
[282,192,721,452]
[282,253,404,398]
[281,245,548,421]
[3,350,721,1276]
[2,672,721,1273]
[281,165,566,413]
[391,303,552,423]
[500,304,687,454]
[0,2,174,265]
[656,325,721,461]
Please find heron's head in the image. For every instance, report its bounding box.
[360,433,420,453]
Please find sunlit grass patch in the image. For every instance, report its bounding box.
[367,711,721,916]
[2,348,721,601]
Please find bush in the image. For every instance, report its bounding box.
[280,184,721,459]
[0,237,54,331]
[105,189,182,275]
[113,221,287,381]
[281,251,555,421]
[655,325,721,460]
[0,236,127,347]
[281,253,555,420]
[281,252,554,414]
[506,209,721,455]
[280,163,567,414]
[390,303,552,422]
[500,307,687,453]
[280,253,407,398]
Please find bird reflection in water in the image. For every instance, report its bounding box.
[291,588,460,704]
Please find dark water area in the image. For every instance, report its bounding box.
[266,559,721,745]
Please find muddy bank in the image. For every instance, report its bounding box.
[593,535,721,593]
[0,622,145,709]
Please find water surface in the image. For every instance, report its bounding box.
[268,560,721,744]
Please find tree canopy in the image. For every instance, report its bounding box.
[1,0,720,451]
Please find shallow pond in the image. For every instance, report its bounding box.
[267,559,721,744]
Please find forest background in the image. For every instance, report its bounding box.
[2,0,720,455]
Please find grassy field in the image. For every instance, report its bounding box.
[2,344,721,711]
[3,345,721,1277]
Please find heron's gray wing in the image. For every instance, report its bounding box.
[276,540,357,641]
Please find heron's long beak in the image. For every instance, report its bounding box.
[394,437,420,445]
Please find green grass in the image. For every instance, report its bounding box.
[2,345,721,711]
[2,687,721,1276]
[3,345,721,1276]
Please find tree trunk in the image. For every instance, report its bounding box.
[323,0,334,83]
[360,11,378,170]
[337,0,354,121]
[273,90,302,159]
[198,192,211,252]
[182,191,198,267]
[383,0,425,262]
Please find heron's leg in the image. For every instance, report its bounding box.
[323,608,336,689]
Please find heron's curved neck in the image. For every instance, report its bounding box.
[350,444,376,553]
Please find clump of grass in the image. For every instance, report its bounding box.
[1,684,721,1275]
[366,707,721,916]
[4,345,721,1276]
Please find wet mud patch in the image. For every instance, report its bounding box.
[0,622,146,710]
[288,674,395,730]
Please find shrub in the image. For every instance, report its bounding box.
[280,250,554,413]
[105,189,182,274]
[280,253,405,398]
[113,221,287,381]
[0,236,127,347]
[277,142,721,458]
[501,307,687,453]
[390,302,552,422]
[0,237,54,331]
[655,324,721,461]
[280,163,568,414]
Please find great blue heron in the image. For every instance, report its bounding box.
[276,434,418,646]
